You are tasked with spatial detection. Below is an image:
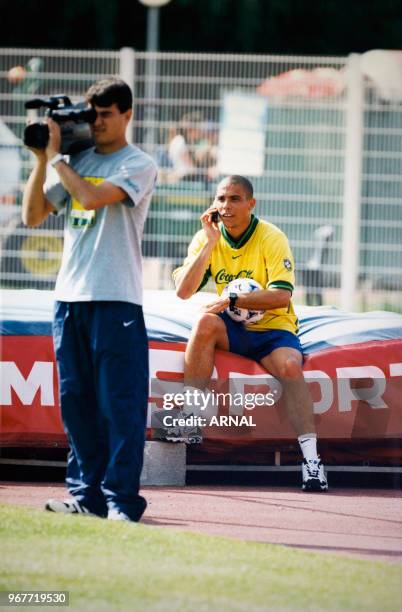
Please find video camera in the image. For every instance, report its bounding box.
[23,95,97,155]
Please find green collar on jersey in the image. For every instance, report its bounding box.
[221,215,259,249]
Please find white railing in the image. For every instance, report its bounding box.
[0,47,401,312]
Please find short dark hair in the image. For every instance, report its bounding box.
[86,77,132,113]
[224,175,254,198]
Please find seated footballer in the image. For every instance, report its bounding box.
[154,175,328,493]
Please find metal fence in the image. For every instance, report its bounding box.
[0,47,401,312]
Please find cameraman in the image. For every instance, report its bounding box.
[22,78,157,522]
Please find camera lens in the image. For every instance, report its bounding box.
[23,123,49,149]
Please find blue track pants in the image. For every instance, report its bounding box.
[53,301,148,520]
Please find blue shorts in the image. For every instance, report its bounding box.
[219,311,303,363]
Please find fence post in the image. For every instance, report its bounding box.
[119,47,135,144]
[340,53,364,311]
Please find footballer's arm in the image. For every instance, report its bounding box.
[175,241,216,299]
[175,208,222,299]
[235,288,291,310]
[202,287,291,316]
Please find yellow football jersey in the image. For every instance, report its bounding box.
[173,216,298,334]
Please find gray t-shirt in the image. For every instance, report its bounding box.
[45,144,157,305]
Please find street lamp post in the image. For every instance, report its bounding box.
[138,0,172,153]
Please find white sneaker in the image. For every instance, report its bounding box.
[108,509,132,522]
[45,498,97,516]
[152,410,203,444]
[164,415,203,444]
[302,458,328,492]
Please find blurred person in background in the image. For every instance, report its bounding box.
[167,111,217,183]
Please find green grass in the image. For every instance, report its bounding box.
[1,504,401,611]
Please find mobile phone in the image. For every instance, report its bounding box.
[211,210,219,222]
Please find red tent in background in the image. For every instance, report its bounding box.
[257,67,346,99]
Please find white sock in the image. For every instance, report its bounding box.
[298,434,319,462]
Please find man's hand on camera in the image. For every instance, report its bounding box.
[45,118,62,161]
[27,146,47,161]
[24,118,47,160]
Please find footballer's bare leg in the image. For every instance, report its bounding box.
[184,313,229,389]
[153,313,229,443]
[261,347,328,491]
[260,347,315,436]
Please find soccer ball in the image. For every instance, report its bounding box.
[222,278,265,324]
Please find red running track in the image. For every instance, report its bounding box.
[1,482,401,563]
